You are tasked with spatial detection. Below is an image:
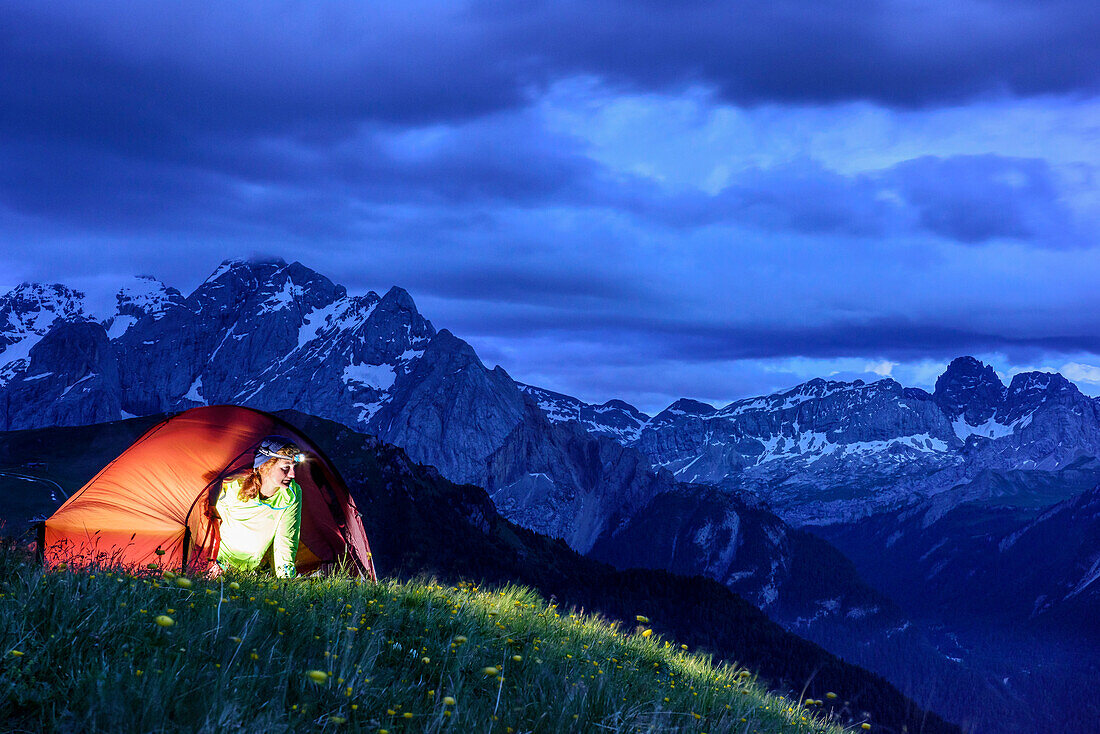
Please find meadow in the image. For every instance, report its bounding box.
[0,542,860,733]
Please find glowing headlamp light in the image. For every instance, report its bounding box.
[256,447,306,464]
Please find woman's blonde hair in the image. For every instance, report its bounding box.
[235,444,301,501]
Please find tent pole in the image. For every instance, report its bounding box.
[181,526,191,572]
[35,522,45,564]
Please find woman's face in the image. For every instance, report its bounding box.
[259,457,296,492]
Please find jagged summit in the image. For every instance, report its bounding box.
[658,397,718,417]
[379,284,418,310]
[0,262,441,431]
[602,398,648,418]
[1008,369,1075,395]
[0,283,90,346]
[107,276,186,338]
[933,356,1006,422]
[206,256,288,280]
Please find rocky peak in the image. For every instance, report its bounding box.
[902,386,934,401]
[114,276,185,319]
[375,327,528,485]
[420,329,485,370]
[602,399,650,421]
[321,287,434,368]
[0,283,89,349]
[206,256,286,282]
[283,261,348,303]
[658,398,718,419]
[378,285,418,311]
[933,356,1006,423]
[106,276,187,339]
[1007,370,1075,398]
[196,258,343,317]
[372,286,434,338]
[998,370,1086,425]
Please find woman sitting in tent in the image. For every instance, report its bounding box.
[215,436,304,578]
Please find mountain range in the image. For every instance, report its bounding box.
[3,257,1099,732]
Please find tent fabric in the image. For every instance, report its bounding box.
[43,405,376,579]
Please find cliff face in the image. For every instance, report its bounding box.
[0,321,120,430]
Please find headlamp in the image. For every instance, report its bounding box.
[256,446,306,465]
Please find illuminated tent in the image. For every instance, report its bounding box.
[40,405,376,579]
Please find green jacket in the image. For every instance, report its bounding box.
[215,478,302,578]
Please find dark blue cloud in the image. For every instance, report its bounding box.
[608,160,897,236]
[886,155,1075,244]
[602,154,1081,247]
[3,0,1097,159]
[476,0,1100,107]
[0,110,601,235]
[453,308,1100,365]
[0,3,528,145]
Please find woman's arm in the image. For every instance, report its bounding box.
[273,482,302,578]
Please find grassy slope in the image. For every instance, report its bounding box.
[0,543,845,734]
[285,412,956,734]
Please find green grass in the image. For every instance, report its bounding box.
[0,545,854,733]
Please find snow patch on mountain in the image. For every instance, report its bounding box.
[353,400,384,423]
[60,372,98,399]
[296,298,348,348]
[106,316,137,339]
[952,412,1033,441]
[343,362,397,392]
[517,382,650,442]
[259,278,305,314]
[1065,555,1100,600]
[184,375,204,403]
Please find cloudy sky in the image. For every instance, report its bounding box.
[2,1,1099,414]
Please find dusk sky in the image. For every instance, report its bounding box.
[3,1,1100,414]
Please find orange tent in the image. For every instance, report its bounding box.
[40,405,376,579]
